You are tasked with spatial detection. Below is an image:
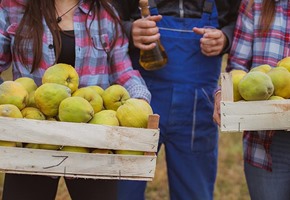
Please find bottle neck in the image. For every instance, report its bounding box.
[139,5,150,18]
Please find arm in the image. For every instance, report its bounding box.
[216,0,242,53]
[0,3,13,81]
[108,15,151,102]
[226,0,253,73]
[213,0,252,125]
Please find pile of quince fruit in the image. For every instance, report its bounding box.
[231,57,290,102]
[0,63,153,155]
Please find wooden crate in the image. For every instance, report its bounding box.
[0,114,160,181]
[220,73,290,132]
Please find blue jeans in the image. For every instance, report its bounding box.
[244,131,290,200]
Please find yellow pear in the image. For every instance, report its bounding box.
[0,81,29,110]
[250,64,272,73]
[14,77,37,93]
[267,67,290,98]
[116,98,153,128]
[87,85,104,96]
[0,104,23,147]
[58,96,94,123]
[238,71,274,101]
[89,110,119,126]
[230,69,247,102]
[277,57,290,72]
[42,63,79,93]
[73,87,103,113]
[34,83,71,117]
[21,107,46,120]
[60,146,90,153]
[102,85,130,111]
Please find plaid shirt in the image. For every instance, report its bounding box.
[0,0,151,102]
[226,0,290,171]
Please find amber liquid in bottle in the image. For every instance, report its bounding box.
[138,0,168,70]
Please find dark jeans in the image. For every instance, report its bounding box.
[244,131,290,200]
[2,174,117,200]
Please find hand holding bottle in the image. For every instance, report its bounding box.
[132,15,162,51]
[193,27,228,56]
[137,0,167,71]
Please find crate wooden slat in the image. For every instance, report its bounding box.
[0,114,160,181]
[220,73,290,132]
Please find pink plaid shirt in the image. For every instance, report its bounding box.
[227,0,290,171]
[0,0,151,102]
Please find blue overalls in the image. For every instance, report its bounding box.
[118,0,221,199]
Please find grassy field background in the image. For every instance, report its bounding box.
[0,55,250,199]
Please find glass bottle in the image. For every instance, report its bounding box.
[138,0,168,70]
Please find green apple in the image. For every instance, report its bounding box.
[89,110,119,126]
[25,143,40,149]
[42,63,79,93]
[87,85,104,96]
[115,150,144,155]
[0,141,17,147]
[116,98,153,128]
[91,148,114,154]
[0,81,29,110]
[14,77,37,93]
[102,85,130,111]
[60,146,90,153]
[58,96,94,123]
[72,87,103,113]
[0,104,23,118]
[21,107,46,120]
[39,144,61,150]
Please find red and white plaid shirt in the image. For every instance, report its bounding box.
[0,0,151,102]
[227,0,290,171]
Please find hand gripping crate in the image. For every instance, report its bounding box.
[0,114,160,181]
[220,73,290,132]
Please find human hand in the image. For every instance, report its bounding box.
[132,15,162,51]
[193,27,228,56]
[213,90,221,126]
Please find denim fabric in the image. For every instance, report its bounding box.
[244,131,290,200]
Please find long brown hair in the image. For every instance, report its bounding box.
[248,0,276,34]
[14,0,124,73]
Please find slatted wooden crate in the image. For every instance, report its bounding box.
[220,73,290,132]
[0,114,160,181]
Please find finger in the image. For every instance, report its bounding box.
[134,32,160,45]
[192,27,206,35]
[200,37,219,46]
[132,26,160,38]
[147,15,162,22]
[134,19,157,29]
[135,42,157,51]
[203,30,222,39]
[201,49,221,56]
